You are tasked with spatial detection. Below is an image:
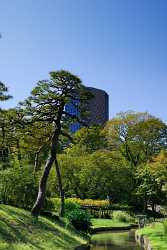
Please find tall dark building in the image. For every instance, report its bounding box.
[86,87,109,126]
[65,86,109,133]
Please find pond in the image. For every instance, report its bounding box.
[90,230,142,250]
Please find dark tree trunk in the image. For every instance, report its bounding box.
[55,157,65,217]
[31,130,59,217]
[31,155,55,216]
[31,101,64,217]
[34,151,40,172]
[16,139,22,167]
[2,125,5,145]
[151,202,156,212]
[34,145,45,172]
[143,194,147,213]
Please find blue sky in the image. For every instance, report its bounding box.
[1,0,167,122]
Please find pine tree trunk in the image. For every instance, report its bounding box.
[34,151,40,172]
[55,157,65,217]
[31,130,59,217]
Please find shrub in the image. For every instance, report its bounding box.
[65,199,80,213]
[44,198,56,211]
[46,198,80,214]
[67,209,92,232]
[112,210,134,223]
[69,198,110,207]
[0,167,38,209]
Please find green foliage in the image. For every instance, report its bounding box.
[59,150,133,203]
[72,126,108,153]
[134,151,167,212]
[104,111,167,166]
[112,211,134,223]
[67,209,92,232]
[64,200,80,213]
[46,198,80,214]
[0,167,38,209]
[0,82,12,102]
[20,70,91,127]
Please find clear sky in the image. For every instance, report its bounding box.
[1,0,167,122]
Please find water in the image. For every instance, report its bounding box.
[90,230,142,250]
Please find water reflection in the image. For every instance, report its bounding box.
[91,230,142,250]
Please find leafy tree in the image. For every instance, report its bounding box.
[0,166,38,209]
[2,109,52,169]
[0,83,12,167]
[19,121,51,170]
[104,112,167,167]
[135,151,167,212]
[59,150,133,203]
[0,108,33,168]
[59,154,91,199]
[21,70,91,216]
[72,125,107,153]
[0,82,12,102]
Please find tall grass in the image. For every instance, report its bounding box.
[112,210,134,223]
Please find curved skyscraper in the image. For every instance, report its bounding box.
[65,86,109,132]
[86,87,109,126]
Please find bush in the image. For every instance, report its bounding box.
[65,199,80,213]
[68,198,110,207]
[0,167,38,209]
[44,198,56,211]
[112,210,134,223]
[67,209,92,232]
[46,198,80,214]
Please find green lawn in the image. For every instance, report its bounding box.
[0,204,87,250]
[137,222,167,250]
[91,218,130,229]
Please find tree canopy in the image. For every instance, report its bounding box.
[0,82,12,102]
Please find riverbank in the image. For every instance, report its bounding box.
[136,221,167,250]
[0,204,87,250]
[91,218,137,233]
[91,229,142,250]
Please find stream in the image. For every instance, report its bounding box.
[90,229,142,250]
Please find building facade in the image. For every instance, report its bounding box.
[65,86,109,133]
[85,87,109,126]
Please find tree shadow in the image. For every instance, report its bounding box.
[0,205,85,249]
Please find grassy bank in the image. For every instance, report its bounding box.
[0,204,87,250]
[91,219,131,229]
[137,221,167,250]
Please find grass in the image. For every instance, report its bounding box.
[91,218,131,229]
[137,221,167,250]
[0,204,87,250]
[91,230,135,246]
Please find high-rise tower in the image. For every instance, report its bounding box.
[65,86,109,132]
[85,87,109,126]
